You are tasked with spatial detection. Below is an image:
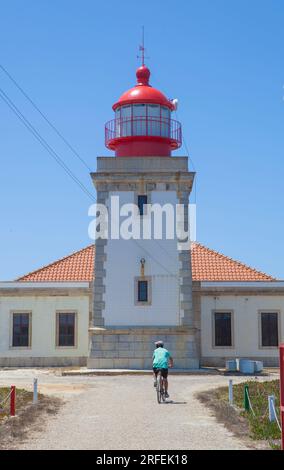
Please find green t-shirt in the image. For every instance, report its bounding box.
[152,347,171,369]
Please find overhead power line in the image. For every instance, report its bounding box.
[132,238,178,277]
[153,238,179,264]
[0,87,95,202]
[0,63,92,172]
[0,86,182,272]
[174,108,197,204]
[0,66,186,275]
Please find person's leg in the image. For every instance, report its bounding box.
[162,369,169,397]
[164,378,168,392]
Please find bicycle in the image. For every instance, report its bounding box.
[156,369,166,404]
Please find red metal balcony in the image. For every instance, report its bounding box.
[105,116,182,151]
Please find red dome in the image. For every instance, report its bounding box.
[112,65,174,111]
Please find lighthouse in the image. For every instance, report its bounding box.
[88,60,199,369]
[105,64,181,157]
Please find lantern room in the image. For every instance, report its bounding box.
[105,65,182,157]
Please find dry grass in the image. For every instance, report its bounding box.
[0,387,62,450]
[0,387,34,422]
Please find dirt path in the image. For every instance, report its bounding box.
[0,372,251,450]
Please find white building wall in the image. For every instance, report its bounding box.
[0,296,89,359]
[103,190,181,326]
[201,295,284,362]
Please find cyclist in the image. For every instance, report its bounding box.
[152,340,173,398]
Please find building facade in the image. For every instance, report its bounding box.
[0,63,283,368]
[0,282,91,367]
[0,244,283,368]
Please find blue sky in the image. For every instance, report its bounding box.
[0,0,283,280]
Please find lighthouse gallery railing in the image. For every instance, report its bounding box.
[105,116,182,147]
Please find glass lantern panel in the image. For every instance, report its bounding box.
[133,104,146,135]
[120,105,132,136]
[115,107,121,137]
[147,104,160,136]
[161,106,170,137]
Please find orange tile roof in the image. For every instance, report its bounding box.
[17,242,275,283]
[17,245,95,282]
[191,242,275,281]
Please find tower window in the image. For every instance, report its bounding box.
[138,280,148,302]
[135,276,152,306]
[137,195,148,216]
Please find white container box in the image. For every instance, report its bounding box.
[254,361,263,373]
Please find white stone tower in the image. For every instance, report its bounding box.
[88,63,199,369]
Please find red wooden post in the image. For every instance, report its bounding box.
[280,344,284,450]
[10,385,15,417]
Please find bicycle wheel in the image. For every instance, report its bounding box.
[156,372,162,404]
[161,379,166,402]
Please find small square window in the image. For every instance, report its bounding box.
[137,195,148,216]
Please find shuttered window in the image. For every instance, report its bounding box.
[214,312,232,347]
[261,312,278,347]
[12,313,31,347]
[57,313,76,347]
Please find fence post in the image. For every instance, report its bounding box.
[280,344,284,450]
[33,378,38,404]
[229,379,233,405]
[268,395,276,422]
[10,385,16,417]
[244,384,250,412]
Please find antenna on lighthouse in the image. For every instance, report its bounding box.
[137,26,149,65]
[141,26,145,65]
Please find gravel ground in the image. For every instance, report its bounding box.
[0,369,278,450]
